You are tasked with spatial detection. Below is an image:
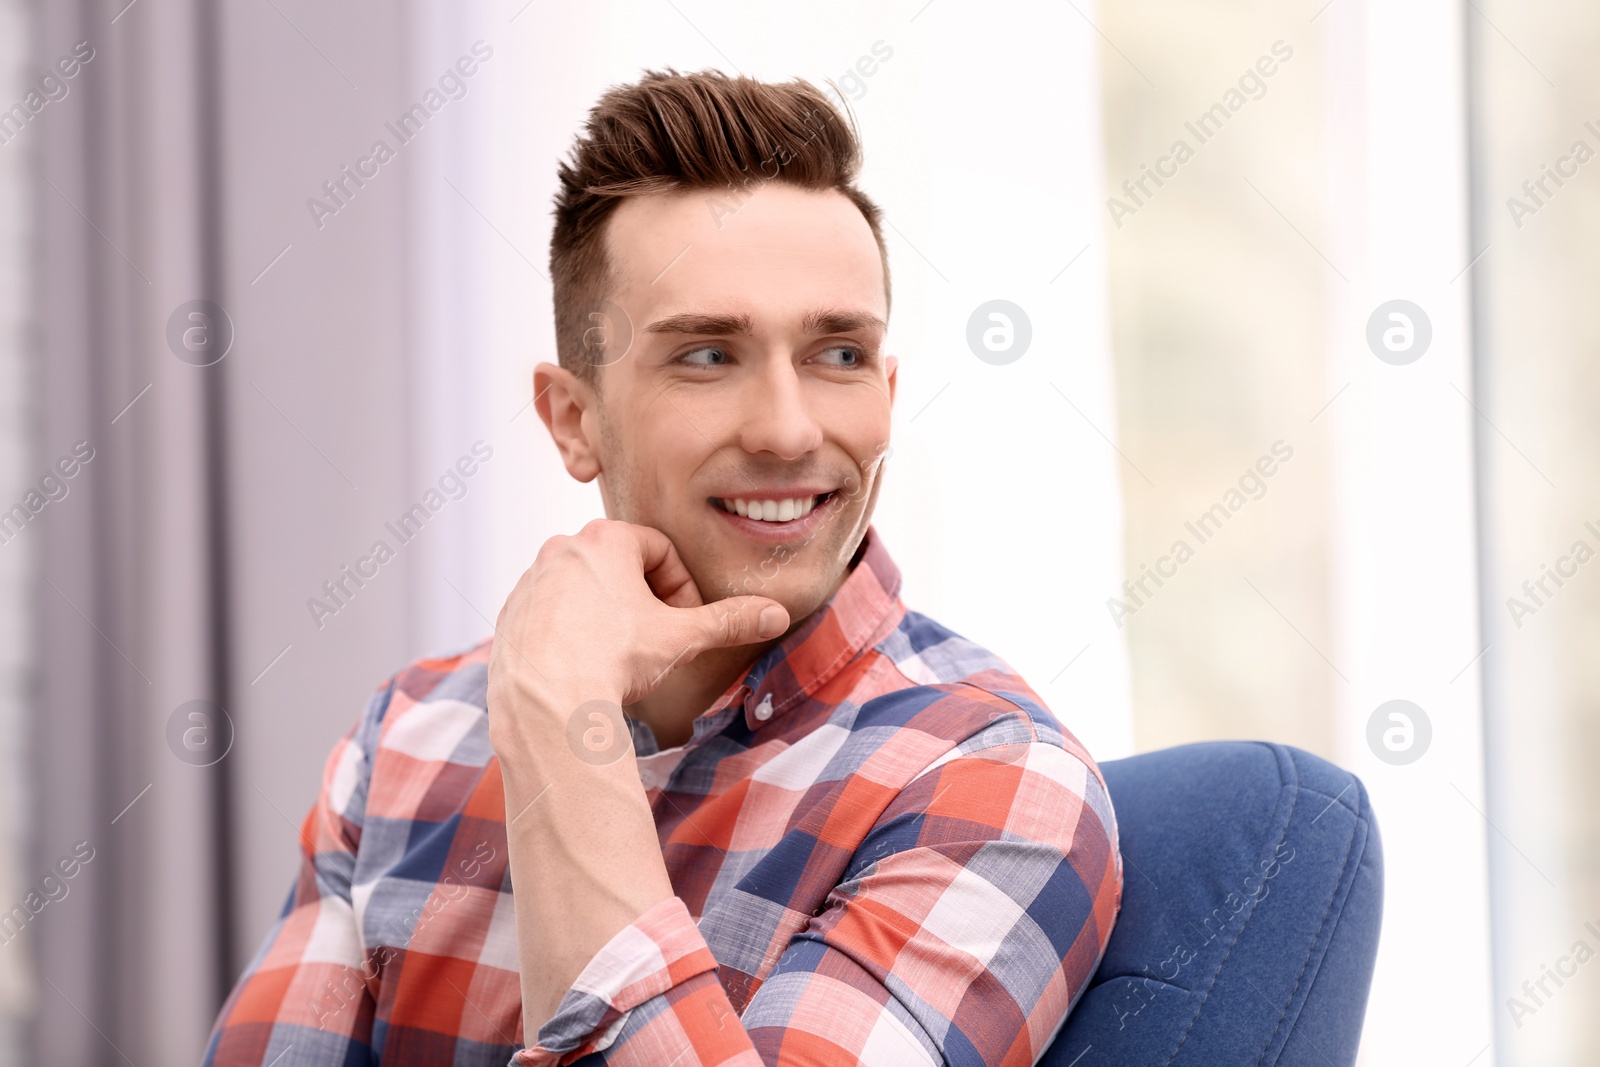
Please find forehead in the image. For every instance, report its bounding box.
[602,183,887,327]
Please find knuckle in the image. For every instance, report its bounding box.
[720,604,750,643]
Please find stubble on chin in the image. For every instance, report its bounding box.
[706,504,865,625]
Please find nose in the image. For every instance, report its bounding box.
[734,356,824,460]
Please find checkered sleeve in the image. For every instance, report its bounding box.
[201,677,395,1066]
[510,737,1121,1066]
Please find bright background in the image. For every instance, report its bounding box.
[1,0,1595,1064]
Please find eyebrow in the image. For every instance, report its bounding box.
[642,308,886,337]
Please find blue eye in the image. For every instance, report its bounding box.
[819,346,863,366]
[680,346,730,366]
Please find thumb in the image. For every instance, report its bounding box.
[682,596,790,652]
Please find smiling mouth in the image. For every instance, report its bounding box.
[711,492,837,523]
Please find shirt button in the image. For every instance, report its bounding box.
[753,694,774,721]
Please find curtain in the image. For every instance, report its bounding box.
[29,0,423,1061]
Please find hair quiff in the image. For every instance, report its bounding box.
[549,67,891,382]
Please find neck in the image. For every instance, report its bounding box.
[627,534,869,751]
[625,640,776,751]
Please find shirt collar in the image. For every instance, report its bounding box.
[695,524,904,736]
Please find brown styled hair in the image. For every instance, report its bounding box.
[549,67,891,383]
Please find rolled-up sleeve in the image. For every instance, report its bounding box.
[511,739,1122,1066]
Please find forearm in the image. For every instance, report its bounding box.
[494,679,676,1031]
[483,519,788,1055]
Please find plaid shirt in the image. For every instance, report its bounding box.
[203,526,1122,1066]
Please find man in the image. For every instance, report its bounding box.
[204,68,1121,1066]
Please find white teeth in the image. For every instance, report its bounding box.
[718,495,819,522]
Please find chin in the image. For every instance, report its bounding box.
[674,495,863,613]
[697,548,826,614]
[758,586,830,642]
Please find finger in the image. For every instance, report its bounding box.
[675,595,790,654]
[620,522,705,609]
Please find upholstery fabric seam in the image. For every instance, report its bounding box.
[1164,744,1301,1066]
[1255,780,1364,1066]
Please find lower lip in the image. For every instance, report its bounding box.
[711,495,838,543]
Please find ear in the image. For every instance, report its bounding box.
[885,353,898,408]
[534,362,602,482]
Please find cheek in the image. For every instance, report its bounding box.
[602,402,695,519]
[844,430,894,497]
[640,410,738,512]
[656,438,713,511]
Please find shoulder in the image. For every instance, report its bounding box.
[842,612,1120,893]
[350,635,495,765]
[323,636,496,843]
[867,609,1089,752]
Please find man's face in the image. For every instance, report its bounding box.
[542,182,896,629]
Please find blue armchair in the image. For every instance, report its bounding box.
[1043,742,1384,1066]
